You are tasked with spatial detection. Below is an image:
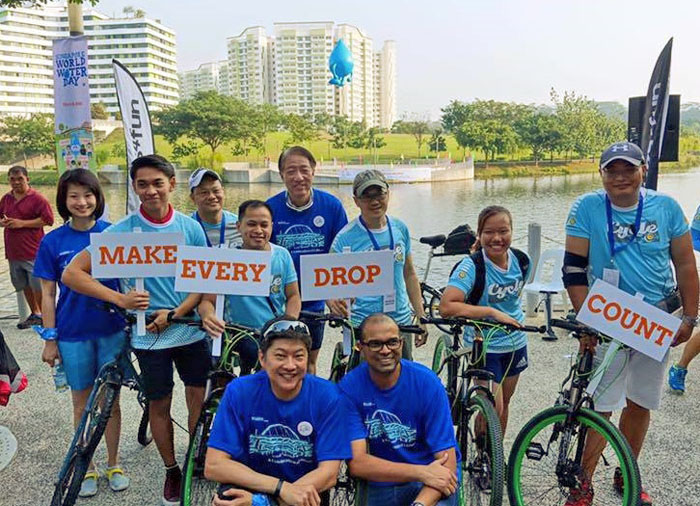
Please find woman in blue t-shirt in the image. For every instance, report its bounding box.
[439,205,530,434]
[33,170,129,497]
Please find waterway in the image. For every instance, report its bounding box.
[2,168,699,311]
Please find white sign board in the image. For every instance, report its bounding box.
[90,232,184,279]
[174,246,271,296]
[300,250,394,302]
[576,279,681,362]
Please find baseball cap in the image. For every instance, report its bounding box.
[353,169,389,197]
[599,141,646,170]
[188,167,221,191]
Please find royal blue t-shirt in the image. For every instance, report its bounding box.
[447,249,531,353]
[331,217,413,325]
[33,220,124,342]
[208,371,351,483]
[338,360,458,487]
[691,204,700,252]
[268,189,348,311]
[566,189,688,304]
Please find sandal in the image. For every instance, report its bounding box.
[78,470,99,497]
[106,466,130,492]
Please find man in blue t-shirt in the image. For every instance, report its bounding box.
[62,154,210,506]
[562,141,699,506]
[188,167,241,248]
[339,313,458,506]
[268,146,348,374]
[328,169,426,360]
[200,200,301,374]
[668,203,700,393]
[208,318,351,506]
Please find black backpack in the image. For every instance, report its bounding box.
[443,224,477,256]
[450,248,530,305]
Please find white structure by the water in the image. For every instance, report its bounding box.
[0,4,178,116]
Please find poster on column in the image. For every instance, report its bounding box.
[52,36,96,173]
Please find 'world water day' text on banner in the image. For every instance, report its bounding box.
[576,279,681,362]
[299,250,394,302]
[90,233,184,279]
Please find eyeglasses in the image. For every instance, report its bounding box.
[601,166,641,179]
[263,319,310,338]
[361,337,403,352]
[359,191,388,203]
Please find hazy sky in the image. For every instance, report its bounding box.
[94,0,700,118]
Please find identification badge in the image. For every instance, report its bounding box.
[602,268,620,287]
[383,291,396,312]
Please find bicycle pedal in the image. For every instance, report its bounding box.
[525,442,546,461]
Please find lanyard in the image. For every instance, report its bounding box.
[359,216,394,251]
[605,193,643,257]
[195,212,226,248]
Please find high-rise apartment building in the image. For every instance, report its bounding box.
[226,26,271,104]
[0,4,178,116]
[179,60,228,99]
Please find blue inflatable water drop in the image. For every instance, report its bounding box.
[328,39,354,87]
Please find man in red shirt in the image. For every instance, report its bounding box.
[0,166,54,329]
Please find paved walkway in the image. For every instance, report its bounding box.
[0,316,698,505]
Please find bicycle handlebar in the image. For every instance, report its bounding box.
[299,310,352,328]
[420,315,545,334]
[168,316,261,337]
[548,318,608,342]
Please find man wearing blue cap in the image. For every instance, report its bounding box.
[561,141,699,506]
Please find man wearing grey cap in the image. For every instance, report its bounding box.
[561,141,698,506]
[328,169,427,359]
[188,168,241,248]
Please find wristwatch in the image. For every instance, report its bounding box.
[681,314,699,327]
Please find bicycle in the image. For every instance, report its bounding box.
[50,306,153,506]
[423,315,545,506]
[506,317,642,506]
[171,316,261,506]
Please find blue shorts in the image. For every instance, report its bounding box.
[299,318,325,351]
[484,345,528,384]
[57,332,127,391]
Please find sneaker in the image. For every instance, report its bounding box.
[17,314,42,330]
[640,489,653,506]
[106,466,130,492]
[162,465,181,505]
[564,478,593,506]
[78,470,99,498]
[614,467,652,505]
[668,364,687,393]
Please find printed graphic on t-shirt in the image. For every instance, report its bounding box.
[364,408,417,449]
[248,422,313,463]
[276,224,326,251]
[611,220,659,243]
[487,279,525,304]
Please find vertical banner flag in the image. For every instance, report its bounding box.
[52,36,96,174]
[113,59,155,215]
[641,37,673,190]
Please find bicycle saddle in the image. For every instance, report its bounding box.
[419,234,446,248]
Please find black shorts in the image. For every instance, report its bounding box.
[134,339,210,400]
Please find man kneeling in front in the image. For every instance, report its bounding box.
[207,317,351,506]
[339,313,459,506]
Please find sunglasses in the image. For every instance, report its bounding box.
[361,337,403,352]
[263,319,310,338]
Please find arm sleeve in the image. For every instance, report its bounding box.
[422,376,458,453]
[338,387,368,442]
[400,221,412,255]
[667,198,690,239]
[565,195,592,239]
[446,257,476,297]
[32,236,58,281]
[330,232,345,253]
[190,221,208,247]
[207,384,245,459]
[283,249,298,284]
[314,387,353,461]
[39,195,54,226]
[692,229,700,252]
[333,200,349,238]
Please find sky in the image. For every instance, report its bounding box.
[93,0,700,119]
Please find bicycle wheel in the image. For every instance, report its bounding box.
[507,405,641,506]
[329,342,347,383]
[181,389,224,505]
[459,393,504,506]
[422,284,451,334]
[51,380,118,506]
[330,462,356,506]
[431,335,449,386]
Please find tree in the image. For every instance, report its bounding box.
[550,88,601,159]
[0,0,99,6]
[514,112,562,164]
[122,6,134,16]
[90,101,108,120]
[0,113,54,167]
[405,121,430,156]
[455,119,518,166]
[283,114,319,147]
[440,101,473,134]
[428,129,447,153]
[256,103,283,154]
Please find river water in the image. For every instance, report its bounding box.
[2,169,699,312]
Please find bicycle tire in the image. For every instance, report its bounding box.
[329,342,347,383]
[459,393,504,506]
[422,283,451,334]
[507,405,641,506]
[137,401,152,446]
[51,381,118,506]
[181,390,224,506]
[431,336,449,387]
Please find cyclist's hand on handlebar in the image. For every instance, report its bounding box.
[41,340,59,366]
[419,453,458,496]
[415,321,429,347]
[146,309,172,334]
[326,298,350,318]
[119,289,149,310]
[578,333,597,353]
[202,312,226,338]
[279,482,321,506]
[490,309,522,328]
[211,488,252,506]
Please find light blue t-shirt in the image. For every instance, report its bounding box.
[190,209,241,248]
[339,360,458,487]
[223,243,298,330]
[447,249,530,353]
[330,216,413,326]
[691,204,700,252]
[92,208,208,350]
[565,189,688,305]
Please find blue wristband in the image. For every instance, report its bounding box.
[33,326,58,341]
[252,494,272,506]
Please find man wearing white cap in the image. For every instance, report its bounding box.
[188,168,241,248]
